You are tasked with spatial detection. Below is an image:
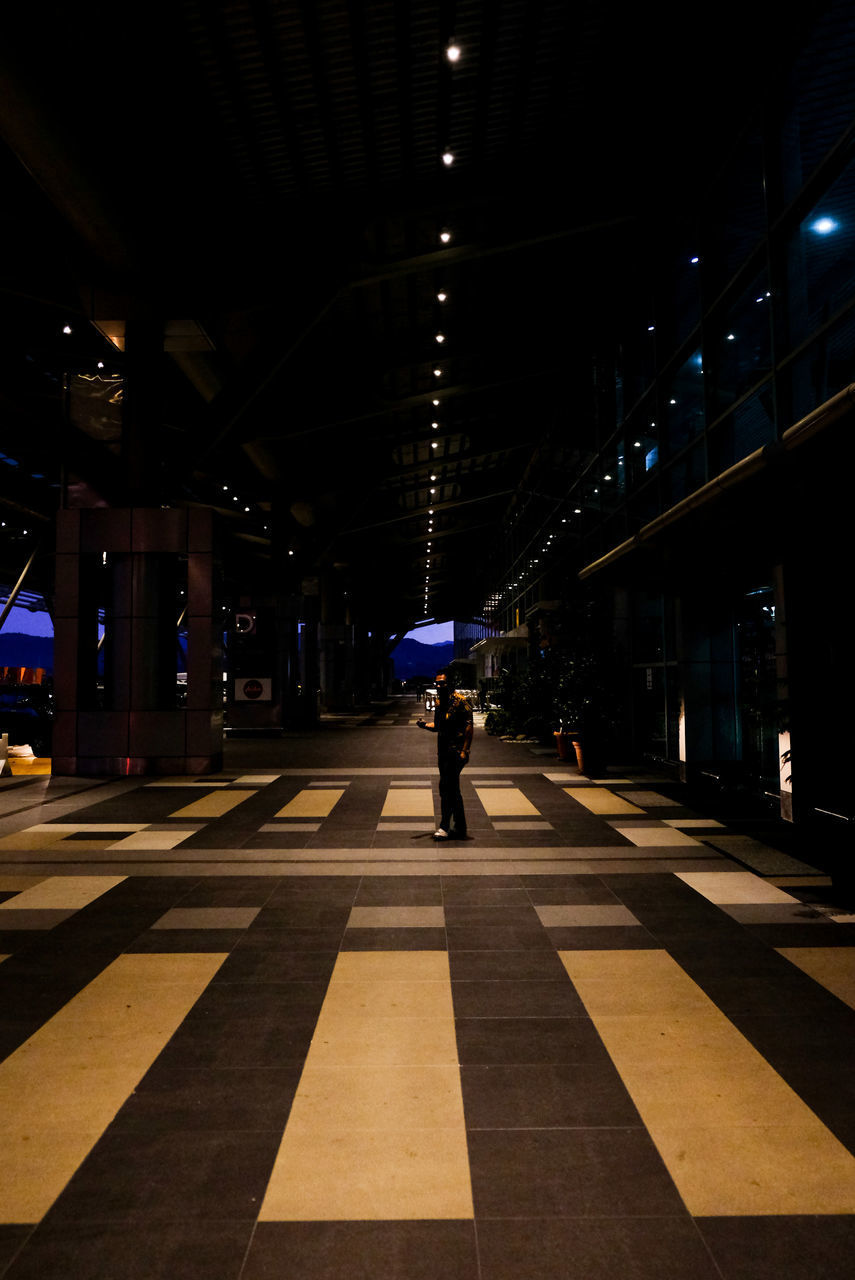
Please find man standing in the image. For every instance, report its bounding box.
[416,669,473,840]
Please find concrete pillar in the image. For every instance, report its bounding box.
[52,507,222,775]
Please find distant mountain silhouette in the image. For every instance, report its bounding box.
[391,638,454,680]
[0,633,54,673]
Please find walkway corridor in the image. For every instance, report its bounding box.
[1,699,854,1277]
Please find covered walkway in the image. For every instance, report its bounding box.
[1,702,855,1278]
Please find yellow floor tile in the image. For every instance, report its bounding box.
[0,877,46,891]
[333,951,450,982]
[274,788,345,818]
[0,875,126,911]
[286,1065,466,1131]
[653,1122,855,1216]
[308,1015,459,1066]
[560,948,855,1216]
[0,952,227,1223]
[106,830,196,850]
[474,786,539,816]
[563,787,645,815]
[777,947,855,1011]
[259,1128,473,1221]
[259,948,470,1221]
[676,871,798,903]
[592,1012,760,1069]
[170,788,257,818]
[318,979,454,1021]
[380,788,435,818]
[611,825,702,846]
[3,1131,101,1223]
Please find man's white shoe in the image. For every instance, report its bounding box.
[433,829,449,839]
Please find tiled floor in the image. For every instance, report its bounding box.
[1,698,855,1277]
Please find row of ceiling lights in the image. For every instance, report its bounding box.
[421,38,462,620]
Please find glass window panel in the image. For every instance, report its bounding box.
[785,162,855,350]
[778,3,855,206]
[709,271,772,413]
[663,349,705,454]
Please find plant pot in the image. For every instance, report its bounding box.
[571,737,605,776]
[554,730,581,763]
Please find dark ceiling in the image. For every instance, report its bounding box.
[0,0,804,636]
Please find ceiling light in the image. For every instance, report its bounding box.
[437,292,447,302]
[62,324,73,334]
[435,333,445,343]
[442,151,454,167]
[429,509,434,514]
[431,441,438,448]
[446,42,461,62]
[574,508,581,514]
[97,361,104,369]
[430,474,437,481]
[433,368,443,377]
[811,216,837,235]
[430,488,436,494]
[604,474,612,481]
[439,231,451,244]
[726,333,735,341]
[691,255,699,264]
[432,398,439,406]
[647,325,655,332]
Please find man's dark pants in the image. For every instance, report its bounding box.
[438,746,467,835]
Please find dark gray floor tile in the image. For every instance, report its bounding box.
[186,980,330,1020]
[173,879,280,907]
[697,1216,855,1280]
[111,1063,302,1132]
[467,1128,685,1218]
[248,903,352,928]
[156,1010,317,1068]
[0,1226,31,1273]
[730,1012,855,1063]
[242,1221,479,1280]
[446,925,554,951]
[341,927,448,950]
[264,878,360,904]
[452,980,587,1018]
[2,1221,254,1280]
[354,876,443,905]
[455,1016,609,1065]
[45,1130,281,1224]
[211,938,338,983]
[243,921,346,948]
[444,904,543,927]
[449,949,568,980]
[525,879,621,905]
[461,1063,640,1128]
[125,929,245,953]
[442,885,532,906]
[477,1217,721,1280]
[546,925,659,949]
